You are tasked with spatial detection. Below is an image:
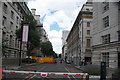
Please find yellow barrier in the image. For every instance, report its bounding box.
[32,56,55,63]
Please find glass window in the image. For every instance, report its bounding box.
[87,30,90,35]
[103,2,109,12]
[3,3,7,13]
[10,22,13,29]
[101,52,109,67]
[16,16,19,24]
[102,34,110,44]
[86,39,90,48]
[87,22,90,27]
[2,16,6,26]
[103,16,109,28]
[11,11,14,19]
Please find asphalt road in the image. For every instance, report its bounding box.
[2,60,84,80]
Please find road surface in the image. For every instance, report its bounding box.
[2,60,85,80]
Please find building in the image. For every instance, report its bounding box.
[79,2,93,65]
[31,8,49,56]
[66,2,93,66]
[92,2,120,69]
[1,2,31,59]
[0,2,32,66]
[61,30,69,61]
[31,8,49,42]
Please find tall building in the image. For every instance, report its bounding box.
[79,2,93,65]
[1,2,31,59]
[92,2,120,69]
[66,2,93,66]
[0,2,32,66]
[61,30,69,61]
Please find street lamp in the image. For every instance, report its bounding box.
[19,19,23,66]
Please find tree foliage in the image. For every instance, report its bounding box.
[16,14,41,56]
[41,41,56,57]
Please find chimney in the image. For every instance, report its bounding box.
[31,8,36,16]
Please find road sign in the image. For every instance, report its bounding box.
[41,72,48,77]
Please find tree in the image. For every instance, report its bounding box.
[16,14,41,56]
[59,54,61,58]
[41,41,55,57]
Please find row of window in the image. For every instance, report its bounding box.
[3,3,19,24]
[2,16,18,30]
[102,32,120,44]
[103,2,109,12]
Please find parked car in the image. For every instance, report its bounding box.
[22,58,36,63]
[66,60,71,64]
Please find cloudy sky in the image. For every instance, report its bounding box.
[27,0,87,54]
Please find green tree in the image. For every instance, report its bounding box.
[59,54,61,58]
[16,14,41,56]
[41,41,54,57]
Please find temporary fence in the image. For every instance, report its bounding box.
[3,70,89,80]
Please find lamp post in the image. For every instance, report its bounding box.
[19,19,23,66]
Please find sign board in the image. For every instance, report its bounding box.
[22,24,29,43]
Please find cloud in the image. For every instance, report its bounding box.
[28,0,87,53]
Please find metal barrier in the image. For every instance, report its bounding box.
[3,70,89,80]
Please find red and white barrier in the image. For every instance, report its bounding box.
[3,70,88,78]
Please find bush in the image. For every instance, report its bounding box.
[83,65,100,75]
[113,68,120,75]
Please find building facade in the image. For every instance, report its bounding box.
[1,2,31,59]
[66,2,93,66]
[79,2,93,65]
[61,30,69,61]
[92,2,120,68]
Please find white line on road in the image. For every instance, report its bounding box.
[65,67,77,80]
[25,74,33,78]
[29,74,37,79]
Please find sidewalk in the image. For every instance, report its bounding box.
[2,58,37,70]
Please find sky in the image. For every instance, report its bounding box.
[27,0,87,54]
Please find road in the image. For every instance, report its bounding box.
[2,60,84,80]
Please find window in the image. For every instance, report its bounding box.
[118,31,120,41]
[86,8,89,11]
[3,3,7,13]
[10,22,13,29]
[2,16,6,26]
[86,39,90,48]
[87,22,90,27]
[87,30,90,35]
[16,16,19,24]
[11,11,14,19]
[10,35,12,46]
[103,16,109,28]
[103,2,109,12]
[101,52,109,67]
[102,34,110,44]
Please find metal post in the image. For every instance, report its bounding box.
[19,20,23,66]
[19,40,22,66]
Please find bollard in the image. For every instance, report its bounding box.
[82,73,86,80]
[86,74,89,80]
